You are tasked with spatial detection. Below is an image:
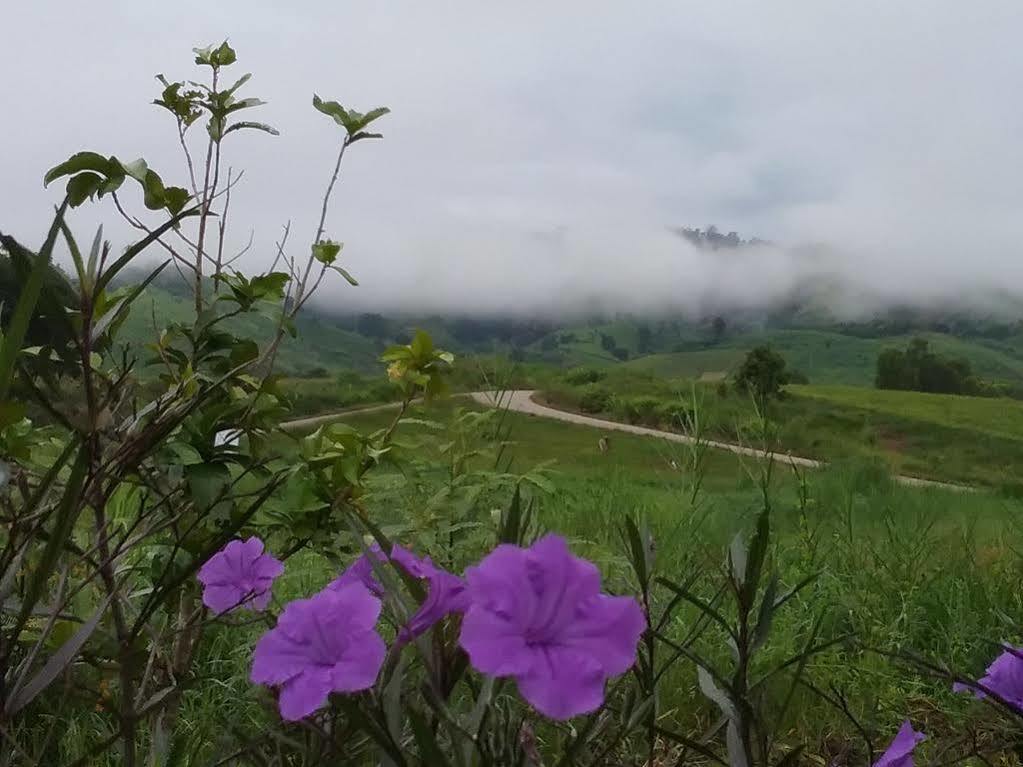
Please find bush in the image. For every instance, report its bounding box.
[577,384,612,413]
[565,367,606,385]
[613,395,662,426]
[657,401,693,430]
[734,345,789,405]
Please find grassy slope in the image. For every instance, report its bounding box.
[280,397,1022,741]
[540,364,1023,486]
[119,285,383,373]
[790,384,1023,441]
[621,329,1023,386]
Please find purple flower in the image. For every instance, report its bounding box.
[953,645,1023,710]
[328,543,387,596]
[873,720,925,767]
[330,543,469,639]
[196,537,283,614]
[459,534,645,720]
[398,556,471,642]
[251,583,386,721]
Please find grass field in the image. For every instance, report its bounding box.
[790,384,1023,441]
[269,397,1023,754]
[618,329,1023,387]
[537,365,1023,488]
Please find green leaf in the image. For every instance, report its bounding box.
[698,666,737,721]
[7,594,113,714]
[311,240,342,265]
[329,264,358,286]
[65,172,104,207]
[43,152,120,187]
[409,708,452,767]
[224,72,252,96]
[121,158,149,183]
[194,41,236,68]
[212,41,237,66]
[349,131,383,143]
[90,260,170,344]
[0,400,26,430]
[162,186,190,215]
[185,463,231,511]
[222,121,279,137]
[86,225,103,288]
[741,506,770,608]
[354,107,390,131]
[410,330,434,359]
[248,271,289,300]
[312,93,348,127]
[0,200,68,400]
[728,531,748,587]
[10,443,88,646]
[93,204,198,297]
[224,97,266,113]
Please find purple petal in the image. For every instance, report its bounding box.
[328,582,383,632]
[201,584,245,614]
[329,545,387,596]
[328,631,387,692]
[251,624,312,685]
[874,720,925,767]
[391,545,432,579]
[402,569,470,640]
[460,606,533,676]
[278,671,333,721]
[515,647,606,720]
[562,594,646,677]
[241,536,265,559]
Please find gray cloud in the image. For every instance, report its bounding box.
[5,2,1023,317]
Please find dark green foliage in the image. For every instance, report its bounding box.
[0,241,78,355]
[577,385,612,413]
[565,367,606,386]
[876,338,979,395]
[735,345,790,405]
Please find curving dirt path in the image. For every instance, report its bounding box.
[468,391,972,493]
[281,390,972,493]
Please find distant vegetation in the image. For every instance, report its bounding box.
[875,336,1013,397]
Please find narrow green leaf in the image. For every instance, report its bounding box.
[91,260,170,344]
[93,205,199,297]
[7,594,113,714]
[222,121,280,137]
[350,131,384,143]
[10,444,88,645]
[0,200,68,400]
[86,225,103,288]
[409,708,452,766]
[59,218,87,289]
[329,264,359,285]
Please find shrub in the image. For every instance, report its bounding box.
[613,395,661,425]
[735,344,789,405]
[578,384,612,413]
[565,366,606,385]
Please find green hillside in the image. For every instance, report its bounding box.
[621,329,1023,387]
[120,285,384,375]
[789,384,1023,442]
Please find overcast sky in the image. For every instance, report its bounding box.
[5,2,1023,316]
